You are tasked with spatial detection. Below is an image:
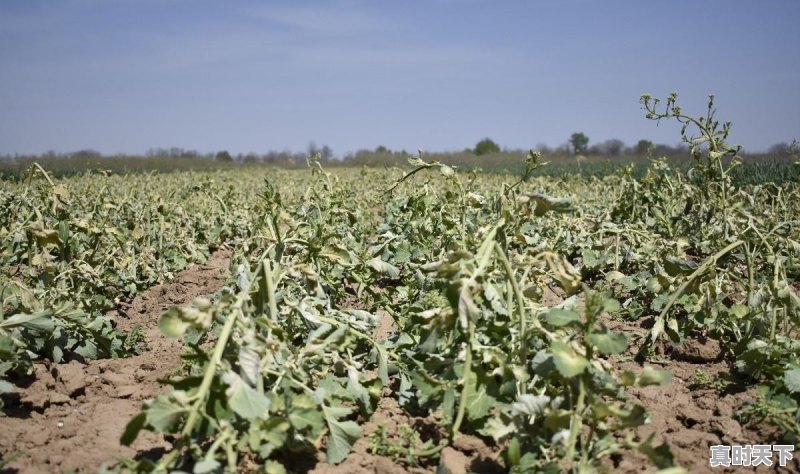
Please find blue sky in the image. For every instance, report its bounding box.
[1,0,798,156]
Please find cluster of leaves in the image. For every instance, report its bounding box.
[119,153,677,473]
[1,167,258,390]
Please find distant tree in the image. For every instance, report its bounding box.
[474,138,501,155]
[71,149,102,159]
[242,153,259,163]
[635,139,654,156]
[768,142,792,156]
[215,150,233,162]
[307,141,319,157]
[375,145,389,153]
[321,145,334,161]
[603,139,625,156]
[569,132,589,155]
[588,139,625,156]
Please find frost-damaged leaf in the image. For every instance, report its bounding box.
[320,244,357,266]
[511,394,551,416]
[457,280,480,330]
[480,416,515,442]
[587,329,627,354]
[373,343,390,384]
[346,367,376,414]
[26,222,60,246]
[239,344,261,386]
[620,366,672,387]
[224,371,271,420]
[367,257,400,279]
[264,460,287,474]
[0,311,55,332]
[729,303,749,318]
[484,284,508,316]
[784,369,800,393]
[322,405,362,464]
[526,192,574,216]
[550,341,588,377]
[193,459,221,474]
[160,306,210,338]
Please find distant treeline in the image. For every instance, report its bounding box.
[1,143,797,185]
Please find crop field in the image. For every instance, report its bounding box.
[1,98,799,473]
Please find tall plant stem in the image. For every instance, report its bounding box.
[645,240,744,347]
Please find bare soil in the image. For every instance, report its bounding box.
[0,249,231,473]
[604,318,800,473]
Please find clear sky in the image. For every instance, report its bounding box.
[1,0,798,156]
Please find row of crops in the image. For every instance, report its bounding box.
[1,96,799,472]
[0,168,261,395]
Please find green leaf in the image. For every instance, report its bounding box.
[587,330,627,354]
[544,309,581,327]
[464,372,494,421]
[550,341,588,377]
[322,405,362,464]
[289,408,325,434]
[146,392,189,433]
[784,369,800,393]
[224,372,271,420]
[73,340,99,360]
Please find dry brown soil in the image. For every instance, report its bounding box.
[604,318,800,473]
[0,249,232,473]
